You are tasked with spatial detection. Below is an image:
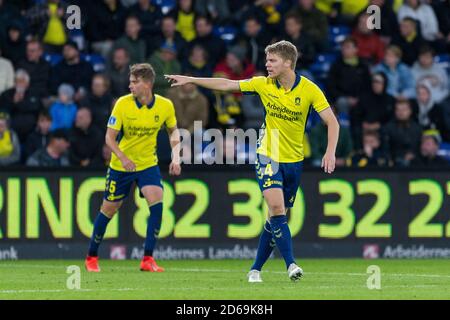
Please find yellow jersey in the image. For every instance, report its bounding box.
[107,93,177,171]
[239,74,330,162]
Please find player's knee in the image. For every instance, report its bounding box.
[269,203,285,215]
[101,201,122,218]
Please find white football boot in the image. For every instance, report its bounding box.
[288,263,303,281]
[247,269,263,283]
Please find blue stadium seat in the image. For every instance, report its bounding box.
[309,53,338,82]
[434,54,450,76]
[438,142,450,162]
[328,25,351,51]
[153,0,176,15]
[81,54,106,72]
[213,26,238,44]
[44,53,63,66]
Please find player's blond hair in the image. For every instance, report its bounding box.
[265,40,298,70]
[129,63,155,84]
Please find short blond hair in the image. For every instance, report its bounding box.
[129,63,155,84]
[265,40,298,70]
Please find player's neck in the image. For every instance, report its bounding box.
[276,71,296,91]
[137,92,154,106]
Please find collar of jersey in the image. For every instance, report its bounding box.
[134,95,156,109]
[275,72,301,92]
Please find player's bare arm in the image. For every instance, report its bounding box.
[105,127,136,172]
[318,107,339,174]
[164,75,240,92]
[167,125,181,176]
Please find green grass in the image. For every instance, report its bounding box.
[0,259,449,300]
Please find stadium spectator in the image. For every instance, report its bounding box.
[280,12,315,69]
[170,0,197,42]
[82,74,114,132]
[326,37,371,114]
[213,45,256,127]
[49,84,78,131]
[26,129,70,167]
[188,15,227,67]
[152,15,188,61]
[127,0,163,52]
[310,107,353,168]
[69,107,104,167]
[1,21,26,67]
[166,82,209,134]
[290,0,329,52]
[352,72,395,149]
[411,45,449,104]
[111,15,146,65]
[0,48,14,96]
[0,112,20,166]
[351,12,386,65]
[392,17,427,66]
[413,81,450,142]
[373,45,416,99]
[25,0,69,53]
[410,131,449,166]
[182,44,213,78]
[85,0,127,57]
[397,0,441,42]
[17,40,51,99]
[148,42,182,96]
[24,110,52,161]
[195,0,230,24]
[235,15,273,73]
[382,98,422,166]
[348,130,391,167]
[50,41,94,100]
[0,69,42,143]
[0,0,22,45]
[247,0,286,36]
[106,47,131,99]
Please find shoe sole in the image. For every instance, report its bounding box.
[289,269,303,281]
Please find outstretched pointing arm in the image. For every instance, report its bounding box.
[165,75,240,92]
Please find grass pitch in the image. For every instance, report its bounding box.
[0,259,449,300]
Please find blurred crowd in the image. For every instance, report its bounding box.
[0,0,449,168]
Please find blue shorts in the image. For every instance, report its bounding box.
[104,166,163,202]
[255,154,303,208]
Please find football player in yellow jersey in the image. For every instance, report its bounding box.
[85,64,181,273]
[166,40,339,282]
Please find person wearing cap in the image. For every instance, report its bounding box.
[410,131,449,166]
[0,112,21,166]
[50,40,94,99]
[26,128,70,167]
[148,41,181,96]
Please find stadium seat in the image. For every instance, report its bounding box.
[434,54,450,76]
[81,54,106,72]
[309,52,338,82]
[438,142,450,162]
[213,26,238,44]
[44,53,63,66]
[154,0,176,15]
[328,25,351,52]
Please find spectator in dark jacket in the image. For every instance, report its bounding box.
[127,0,163,43]
[326,37,371,113]
[106,47,130,99]
[17,39,51,99]
[0,69,42,143]
[392,17,427,66]
[50,41,94,101]
[383,98,423,166]
[1,21,26,67]
[188,15,227,67]
[362,0,399,42]
[81,74,114,132]
[69,107,104,167]
[410,132,449,166]
[24,110,52,161]
[352,72,395,149]
[85,0,127,57]
[349,129,391,167]
[152,15,188,61]
[26,129,70,167]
